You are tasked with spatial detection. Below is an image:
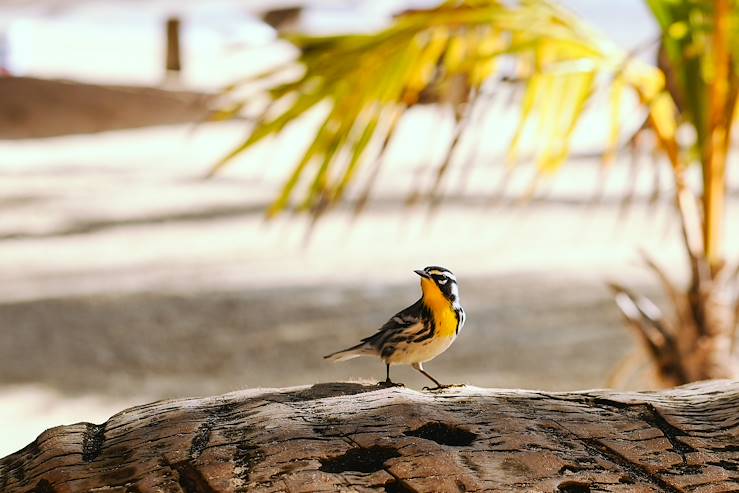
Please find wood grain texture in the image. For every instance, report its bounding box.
[1,381,737,492]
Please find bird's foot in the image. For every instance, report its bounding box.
[422,384,465,391]
[378,380,405,388]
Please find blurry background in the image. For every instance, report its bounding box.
[1,0,737,457]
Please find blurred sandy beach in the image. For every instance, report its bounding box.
[1,0,738,459]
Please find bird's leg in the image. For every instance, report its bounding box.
[414,362,458,390]
[379,363,404,387]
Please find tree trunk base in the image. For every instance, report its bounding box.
[1,381,737,492]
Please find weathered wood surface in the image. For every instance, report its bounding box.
[1,381,737,493]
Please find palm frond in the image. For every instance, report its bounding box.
[211,0,669,218]
[645,0,739,267]
[608,282,688,386]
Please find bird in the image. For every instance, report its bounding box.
[324,266,465,389]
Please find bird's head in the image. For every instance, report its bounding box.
[414,266,459,304]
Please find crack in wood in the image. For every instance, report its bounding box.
[555,479,592,492]
[382,467,419,493]
[579,437,682,493]
[319,445,400,474]
[189,418,215,460]
[167,459,216,493]
[590,399,696,463]
[706,460,739,472]
[82,423,107,462]
[233,441,265,483]
[1,451,90,488]
[542,416,688,492]
[30,478,56,493]
[404,422,477,447]
[11,458,25,482]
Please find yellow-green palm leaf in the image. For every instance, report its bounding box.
[211,0,668,218]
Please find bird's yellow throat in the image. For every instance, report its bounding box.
[420,278,458,338]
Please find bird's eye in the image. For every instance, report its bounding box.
[437,278,448,285]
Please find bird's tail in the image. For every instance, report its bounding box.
[323,343,374,362]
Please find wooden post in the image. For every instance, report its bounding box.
[165,17,182,78]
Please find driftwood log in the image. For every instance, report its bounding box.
[1,381,737,493]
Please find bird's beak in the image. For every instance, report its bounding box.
[414,269,430,279]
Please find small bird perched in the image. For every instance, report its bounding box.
[324,266,465,389]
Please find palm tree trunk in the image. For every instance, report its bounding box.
[613,0,739,387]
[702,0,731,270]
[682,277,738,381]
[682,0,737,382]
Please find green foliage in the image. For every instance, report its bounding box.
[642,0,739,265]
[645,0,739,162]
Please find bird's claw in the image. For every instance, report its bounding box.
[422,384,464,391]
[378,380,405,388]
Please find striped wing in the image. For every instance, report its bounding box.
[362,298,434,357]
